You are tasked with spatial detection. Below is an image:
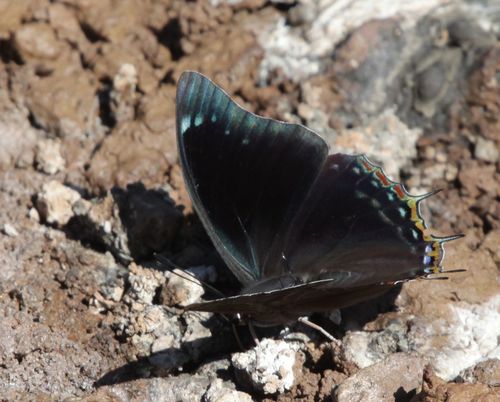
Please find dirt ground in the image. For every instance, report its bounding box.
[0,1,499,401]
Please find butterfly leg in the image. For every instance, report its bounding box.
[279,326,291,339]
[248,321,260,346]
[298,316,342,346]
[231,322,245,351]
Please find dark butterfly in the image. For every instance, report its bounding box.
[176,71,462,328]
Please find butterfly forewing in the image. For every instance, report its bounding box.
[177,71,328,285]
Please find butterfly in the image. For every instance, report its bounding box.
[175,71,462,329]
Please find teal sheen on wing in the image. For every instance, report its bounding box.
[176,71,328,285]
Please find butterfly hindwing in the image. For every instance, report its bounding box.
[282,154,443,283]
[185,277,393,326]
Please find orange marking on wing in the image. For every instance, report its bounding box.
[375,170,390,186]
[362,161,373,172]
[394,185,405,199]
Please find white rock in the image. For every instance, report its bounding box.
[27,207,40,221]
[343,320,411,370]
[2,223,18,237]
[232,338,297,394]
[343,296,500,380]
[182,311,213,361]
[474,137,499,163]
[36,180,81,226]
[423,296,500,380]
[140,307,189,370]
[334,109,421,179]
[445,164,459,182]
[258,0,450,82]
[334,353,426,402]
[125,263,165,306]
[35,139,65,174]
[204,378,253,402]
[163,268,205,307]
[113,63,138,92]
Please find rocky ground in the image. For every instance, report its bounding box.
[0,0,499,401]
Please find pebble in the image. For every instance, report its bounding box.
[2,223,18,237]
[35,139,65,175]
[35,180,81,226]
[232,338,297,395]
[474,137,499,163]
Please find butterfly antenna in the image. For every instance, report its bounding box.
[154,253,226,299]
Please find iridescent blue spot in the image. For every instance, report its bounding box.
[398,207,407,217]
[386,193,395,202]
[423,255,432,265]
[211,115,217,123]
[352,166,361,175]
[181,116,190,134]
[371,180,381,188]
[411,228,419,240]
[194,114,203,127]
[371,198,381,208]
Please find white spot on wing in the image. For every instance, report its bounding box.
[194,114,203,127]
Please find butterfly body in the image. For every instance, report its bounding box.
[176,71,460,327]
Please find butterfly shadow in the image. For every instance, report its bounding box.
[63,182,184,265]
[94,283,403,389]
[337,284,403,331]
[95,314,239,388]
